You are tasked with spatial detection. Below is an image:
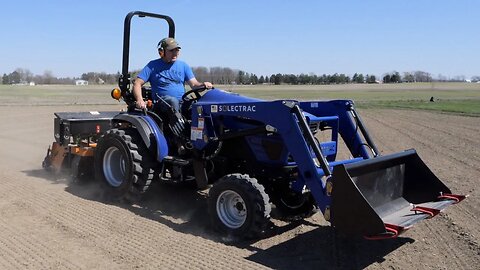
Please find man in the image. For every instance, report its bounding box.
[133,37,213,111]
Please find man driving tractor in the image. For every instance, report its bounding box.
[133,37,213,112]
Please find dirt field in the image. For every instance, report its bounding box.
[0,102,479,269]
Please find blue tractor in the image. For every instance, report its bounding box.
[43,11,466,239]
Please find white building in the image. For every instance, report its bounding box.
[75,80,88,86]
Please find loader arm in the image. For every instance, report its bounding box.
[300,100,379,159]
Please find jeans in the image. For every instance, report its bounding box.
[155,95,180,112]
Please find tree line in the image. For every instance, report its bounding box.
[2,67,478,86]
[192,68,476,84]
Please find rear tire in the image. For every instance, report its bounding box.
[94,128,155,202]
[208,174,271,239]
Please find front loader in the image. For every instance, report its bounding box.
[43,11,466,240]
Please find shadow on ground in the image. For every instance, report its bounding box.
[24,168,414,269]
[246,229,413,269]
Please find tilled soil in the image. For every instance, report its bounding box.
[0,105,478,269]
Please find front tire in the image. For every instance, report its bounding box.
[94,128,155,201]
[208,174,271,239]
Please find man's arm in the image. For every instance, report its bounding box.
[187,78,213,90]
[133,78,147,109]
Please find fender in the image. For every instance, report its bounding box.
[113,113,168,162]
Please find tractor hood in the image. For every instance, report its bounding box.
[198,89,261,105]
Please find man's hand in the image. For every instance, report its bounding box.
[204,82,213,89]
[135,99,147,109]
[133,78,146,109]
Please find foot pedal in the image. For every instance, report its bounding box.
[163,156,190,166]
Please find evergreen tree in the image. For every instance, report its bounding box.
[366,75,377,83]
[10,71,21,84]
[274,73,282,85]
[237,71,245,84]
[251,74,258,85]
[355,73,364,83]
[2,73,8,84]
[391,72,401,83]
[383,74,391,83]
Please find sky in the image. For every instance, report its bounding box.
[1,0,479,79]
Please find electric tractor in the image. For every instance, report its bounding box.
[43,11,466,239]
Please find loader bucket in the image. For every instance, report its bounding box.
[330,149,465,239]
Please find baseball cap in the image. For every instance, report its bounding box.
[157,38,181,51]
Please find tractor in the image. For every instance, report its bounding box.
[43,11,466,239]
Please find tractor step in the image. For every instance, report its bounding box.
[163,156,190,166]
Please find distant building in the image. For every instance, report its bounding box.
[75,80,88,86]
[13,81,35,86]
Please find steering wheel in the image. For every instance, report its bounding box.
[181,86,210,102]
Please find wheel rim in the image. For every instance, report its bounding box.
[216,190,247,229]
[103,146,126,187]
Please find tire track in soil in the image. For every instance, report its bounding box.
[8,178,211,269]
[361,110,480,176]
[390,110,480,134]
[412,217,479,269]
[34,197,243,269]
[0,175,123,269]
[395,115,480,149]
[375,110,480,163]
[0,186,86,269]
[0,220,82,270]
[0,171,269,269]
[440,214,480,253]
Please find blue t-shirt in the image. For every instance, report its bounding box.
[137,59,195,100]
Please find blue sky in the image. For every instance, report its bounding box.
[1,0,478,79]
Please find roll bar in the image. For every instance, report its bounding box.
[119,11,176,96]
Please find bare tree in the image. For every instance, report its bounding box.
[414,71,432,82]
[403,72,414,82]
[43,70,55,84]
